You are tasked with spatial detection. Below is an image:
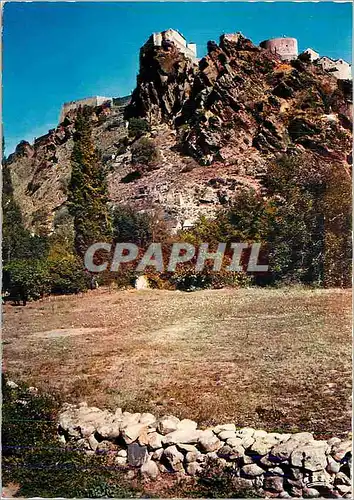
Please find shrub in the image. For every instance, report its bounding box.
[3,260,51,300]
[196,457,259,498]
[2,376,141,498]
[47,256,90,295]
[131,137,160,168]
[128,117,150,138]
[112,205,153,246]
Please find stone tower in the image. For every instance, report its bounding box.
[260,37,298,61]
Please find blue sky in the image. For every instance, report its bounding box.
[3,2,352,155]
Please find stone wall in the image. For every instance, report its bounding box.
[58,403,352,497]
[149,29,197,61]
[317,57,352,81]
[59,96,113,123]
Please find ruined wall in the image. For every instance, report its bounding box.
[317,57,352,80]
[260,37,298,61]
[150,29,197,61]
[59,96,113,123]
[58,403,352,497]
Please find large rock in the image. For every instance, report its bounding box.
[58,405,113,438]
[163,445,185,472]
[141,458,159,479]
[122,423,147,444]
[213,423,236,434]
[157,415,180,435]
[139,413,157,426]
[218,444,245,461]
[97,421,121,440]
[147,431,163,450]
[177,419,198,430]
[331,440,352,461]
[241,463,265,477]
[218,430,237,441]
[127,442,148,466]
[291,442,327,471]
[198,430,222,452]
[271,433,314,462]
[162,428,201,445]
[263,475,284,492]
[186,462,202,476]
[250,434,281,456]
[120,412,141,429]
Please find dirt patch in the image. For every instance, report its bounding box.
[33,328,102,339]
[3,287,351,438]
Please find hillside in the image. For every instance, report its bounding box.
[5,32,352,235]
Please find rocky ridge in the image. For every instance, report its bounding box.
[5,32,352,234]
[58,402,352,497]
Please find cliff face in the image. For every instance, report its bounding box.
[5,33,352,234]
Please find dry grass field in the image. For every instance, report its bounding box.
[2,287,351,439]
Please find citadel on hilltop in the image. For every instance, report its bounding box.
[58,29,351,122]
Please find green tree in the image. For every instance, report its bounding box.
[2,163,48,264]
[68,107,112,257]
[112,205,153,247]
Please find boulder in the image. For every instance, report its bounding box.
[186,462,202,476]
[250,434,280,456]
[152,448,164,460]
[177,443,198,453]
[263,475,284,492]
[177,419,198,430]
[327,456,341,474]
[271,433,313,462]
[331,440,352,461]
[88,434,99,452]
[97,421,121,440]
[241,463,265,477]
[147,431,163,450]
[218,430,237,441]
[162,428,201,446]
[185,450,201,463]
[120,412,141,429]
[157,415,180,435]
[164,445,185,472]
[213,423,236,434]
[141,459,159,480]
[226,437,243,447]
[302,487,320,498]
[139,413,157,426]
[115,456,128,466]
[127,442,148,467]
[291,442,327,471]
[122,423,147,444]
[198,430,222,452]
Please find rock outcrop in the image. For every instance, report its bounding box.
[5,32,352,234]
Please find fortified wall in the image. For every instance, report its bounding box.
[143,29,198,62]
[59,96,113,123]
[259,37,351,80]
[58,401,352,497]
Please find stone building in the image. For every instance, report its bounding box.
[303,48,320,62]
[59,96,113,123]
[316,56,351,80]
[260,37,298,61]
[144,29,197,62]
[301,48,351,80]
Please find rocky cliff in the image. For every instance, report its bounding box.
[5,32,352,234]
